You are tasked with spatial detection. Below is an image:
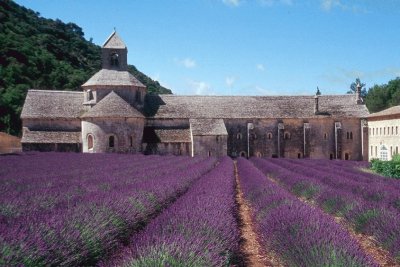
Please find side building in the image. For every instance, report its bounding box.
[20,31,370,160]
[368,106,400,161]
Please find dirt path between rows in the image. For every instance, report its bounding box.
[234,162,284,267]
[266,175,397,267]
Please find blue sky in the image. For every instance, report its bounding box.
[16,0,400,96]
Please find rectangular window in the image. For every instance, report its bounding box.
[392,127,394,135]
[384,128,386,135]
[397,126,399,135]
[375,146,377,157]
[371,146,373,156]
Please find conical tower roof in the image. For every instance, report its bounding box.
[81,91,144,118]
[103,31,126,49]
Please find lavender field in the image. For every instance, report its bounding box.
[1,153,399,266]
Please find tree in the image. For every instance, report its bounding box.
[347,78,367,98]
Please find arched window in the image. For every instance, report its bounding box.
[267,132,273,140]
[345,153,350,160]
[87,134,94,150]
[239,151,247,157]
[284,132,290,140]
[109,136,115,148]
[256,152,262,158]
[237,133,242,140]
[110,53,119,66]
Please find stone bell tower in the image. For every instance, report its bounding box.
[101,31,128,71]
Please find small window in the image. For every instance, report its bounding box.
[380,145,388,161]
[375,146,377,157]
[396,146,399,154]
[87,134,94,150]
[284,132,290,140]
[237,133,242,140]
[267,132,273,140]
[240,151,247,157]
[345,153,350,160]
[370,146,373,156]
[130,136,133,147]
[392,127,394,135]
[350,132,353,140]
[109,136,115,148]
[216,135,220,142]
[208,151,212,157]
[87,90,93,101]
[298,153,302,159]
[397,126,399,135]
[330,153,334,160]
[372,128,374,136]
[111,52,119,66]
[256,152,262,158]
[324,133,328,140]
[391,146,393,156]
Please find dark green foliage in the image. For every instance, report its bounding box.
[365,77,400,113]
[0,1,171,136]
[370,157,400,179]
[347,78,367,98]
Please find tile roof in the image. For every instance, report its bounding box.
[190,119,228,135]
[82,69,145,88]
[142,127,191,143]
[21,129,81,143]
[81,91,144,118]
[145,94,369,119]
[21,90,85,119]
[102,31,126,49]
[368,105,400,118]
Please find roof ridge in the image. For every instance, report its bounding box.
[28,89,83,94]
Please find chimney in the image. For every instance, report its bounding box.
[314,95,319,115]
[355,82,363,104]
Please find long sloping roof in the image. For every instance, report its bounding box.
[21,90,85,119]
[146,94,369,119]
[21,130,81,143]
[142,127,191,143]
[82,69,145,88]
[368,105,400,118]
[190,119,228,135]
[81,91,144,118]
[103,31,126,49]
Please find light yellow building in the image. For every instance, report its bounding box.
[368,106,400,161]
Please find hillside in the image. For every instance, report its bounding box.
[0,1,172,136]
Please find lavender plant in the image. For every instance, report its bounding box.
[251,157,400,263]
[0,153,217,266]
[100,157,241,267]
[238,158,377,267]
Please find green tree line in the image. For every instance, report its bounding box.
[0,1,171,136]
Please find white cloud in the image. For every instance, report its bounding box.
[188,80,214,95]
[258,0,293,7]
[174,57,196,68]
[256,64,265,72]
[320,0,368,13]
[225,76,236,88]
[222,0,242,7]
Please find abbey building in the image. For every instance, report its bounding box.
[21,32,370,160]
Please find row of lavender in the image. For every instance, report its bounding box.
[252,157,400,263]
[237,158,377,266]
[101,157,240,266]
[0,153,217,266]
